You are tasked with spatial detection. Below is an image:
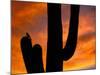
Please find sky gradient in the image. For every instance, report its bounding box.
[11,1,96,74]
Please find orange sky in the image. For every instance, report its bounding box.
[11,1,96,74]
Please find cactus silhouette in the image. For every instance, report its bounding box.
[20,3,80,73]
[20,33,44,73]
[46,3,63,72]
[46,3,80,72]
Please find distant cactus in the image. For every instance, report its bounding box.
[46,3,80,72]
[20,33,44,73]
[20,3,80,73]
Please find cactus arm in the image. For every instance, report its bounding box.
[20,33,44,73]
[63,5,80,60]
[20,33,33,73]
[32,44,44,73]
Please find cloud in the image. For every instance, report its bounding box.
[11,1,96,74]
[12,1,47,36]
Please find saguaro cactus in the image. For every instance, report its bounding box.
[20,3,80,73]
[46,3,80,72]
[20,33,44,73]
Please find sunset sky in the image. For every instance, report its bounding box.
[11,1,96,74]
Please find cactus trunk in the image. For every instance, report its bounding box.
[46,3,63,72]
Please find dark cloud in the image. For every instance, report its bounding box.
[78,32,95,42]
